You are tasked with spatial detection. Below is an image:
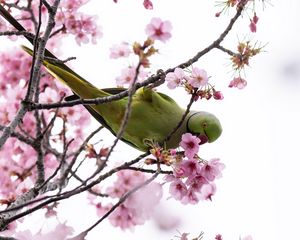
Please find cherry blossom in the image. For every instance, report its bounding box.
[249,13,259,33]
[200,183,216,201]
[215,234,223,240]
[186,175,208,192]
[143,0,154,10]
[0,50,32,91]
[145,17,172,42]
[200,158,225,181]
[116,66,137,86]
[180,133,201,159]
[228,77,247,89]
[39,87,60,103]
[176,158,201,177]
[169,179,188,201]
[61,0,89,11]
[188,67,209,88]
[110,42,131,59]
[116,66,148,86]
[167,156,224,205]
[181,188,199,204]
[213,90,224,100]
[166,67,186,89]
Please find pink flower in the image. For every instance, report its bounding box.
[110,42,131,59]
[62,12,102,46]
[109,204,136,229]
[215,234,223,240]
[213,90,224,100]
[187,67,209,88]
[75,31,89,45]
[169,179,188,201]
[228,77,247,89]
[143,0,153,9]
[39,87,59,103]
[200,158,225,181]
[176,159,201,178]
[249,21,257,33]
[116,66,148,86]
[15,178,33,195]
[181,188,199,204]
[91,26,103,44]
[180,133,201,159]
[145,17,172,42]
[116,66,136,86]
[249,13,259,33]
[166,68,185,89]
[95,202,113,218]
[186,175,208,192]
[200,183,216,201]
[61,0,89,11]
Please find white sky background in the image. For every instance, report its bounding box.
[2,0,300,239]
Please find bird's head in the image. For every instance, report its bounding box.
[186,111,222,144]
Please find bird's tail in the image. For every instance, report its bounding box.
[21,46,108,99]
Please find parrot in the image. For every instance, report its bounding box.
[0,5,222,152]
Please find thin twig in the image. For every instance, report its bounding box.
[216,45,237,57]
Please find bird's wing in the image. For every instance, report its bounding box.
[64,89,141,150]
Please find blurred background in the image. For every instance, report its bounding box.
[1,0,300,239]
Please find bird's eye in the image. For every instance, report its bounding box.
[202,122,208,128]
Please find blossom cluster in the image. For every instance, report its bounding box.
[0,38,90,203]
[165,133,225,204]
[56,0,103,45]
[166,67,224,100]
[4,0,102,45]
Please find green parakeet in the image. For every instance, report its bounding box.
[0,6,222,152]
